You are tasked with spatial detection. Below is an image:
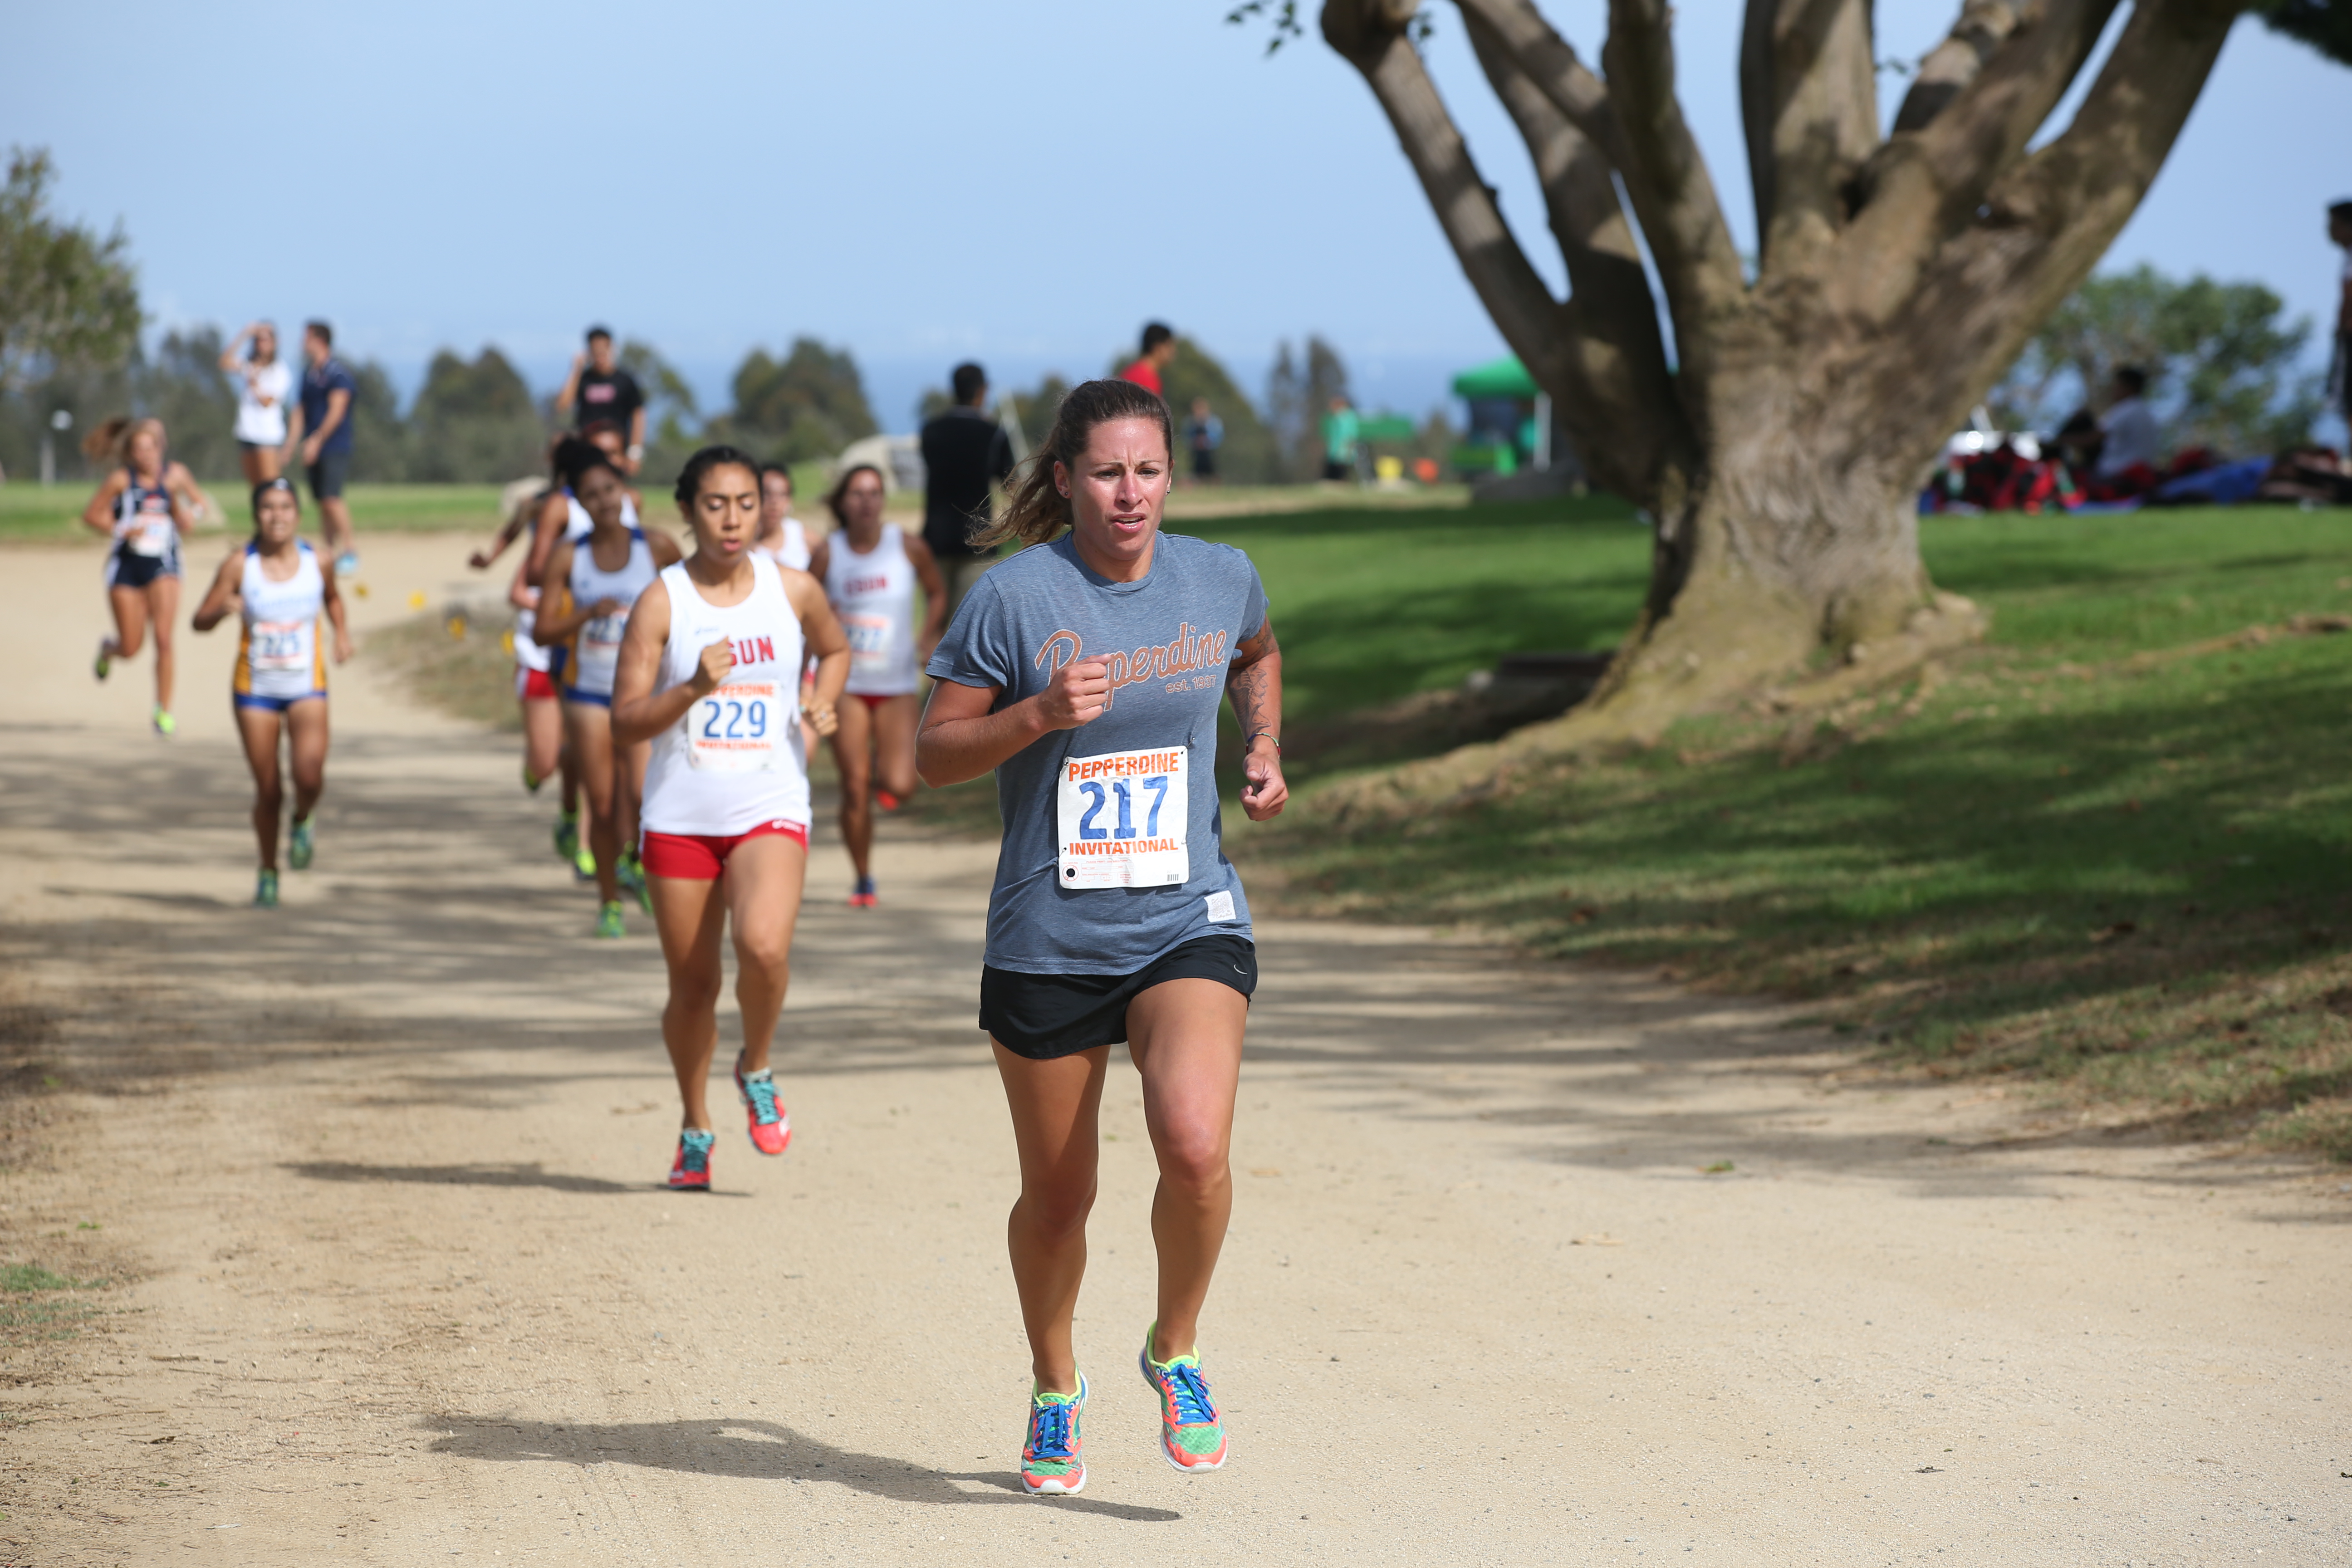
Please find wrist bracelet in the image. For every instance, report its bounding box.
[1248,730,1280,750]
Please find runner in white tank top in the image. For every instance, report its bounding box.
[612,446,849,1193]
[505,426,647,877]
[754,463,811,571]
[808,463,946,907]
[192,479,354,909]
[755,461,823,760]
[532,445,682,937]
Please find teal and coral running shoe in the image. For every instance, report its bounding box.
[254,868,279,909]
[1139,1325,1227,1474]
[595,900,625,939]
[1020,1374,1088,1496]
[848,874,877,908]
[617,848,651,912]
[289,817,315,871]
[732,1054,792,1156]
[667,1128,715,1191]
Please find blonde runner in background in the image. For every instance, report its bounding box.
[808,463,945,907]
[918,378,1287,1496]
[611,446,849,1193]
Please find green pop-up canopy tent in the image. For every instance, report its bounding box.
[1450,356,1542,402]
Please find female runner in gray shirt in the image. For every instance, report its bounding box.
[919,377,1287,1497]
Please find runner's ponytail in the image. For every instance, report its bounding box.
[975,378,1172,551]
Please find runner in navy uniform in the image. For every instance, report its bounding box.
[918,378,1287,1496]
[82,417,208,735]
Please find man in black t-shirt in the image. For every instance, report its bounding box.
[556,326,647,474]
[919,361,1016,614]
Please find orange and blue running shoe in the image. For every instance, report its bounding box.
[848,875,878,908]
[1019,1374,1088,1496]
[732,1055,792,1156]
[1139,1324,1227,1474]
[667,1128,715,1191]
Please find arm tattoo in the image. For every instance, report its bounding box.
[1226,624,1280,740]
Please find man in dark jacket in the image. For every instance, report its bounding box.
[919,362,1016,614]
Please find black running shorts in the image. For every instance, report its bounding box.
[981,934,1257,1060]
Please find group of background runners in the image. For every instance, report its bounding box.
[74,320,1287,1501]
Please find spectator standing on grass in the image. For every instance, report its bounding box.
[1320,395,1360,483]
[220,322,292,485]
[2329,199,2352,434]
[919,361,1016,616]
[1186,397,1223,486]
[2095,367,2160,480]
[279,321,361,577]
[1117,322,1176,399]
[557,326,647,475]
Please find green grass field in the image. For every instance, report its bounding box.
[1211,500,2352,1159]
[353,485,2352,1156]
[0,482,514,543]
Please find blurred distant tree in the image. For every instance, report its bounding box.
[1995,265,2323,456]
[1242,0,2352,740]
[407,346,547,482]
[619,337,704,485]
[345,360,413,482]
[1265,336,1350,481]
[0,148,140,405]
[1155,337,1280,484]
[1001,374,1072,455]
[726,338,877,464]
[139,326,239,479]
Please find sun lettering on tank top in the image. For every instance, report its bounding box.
[1033,625,1231,710]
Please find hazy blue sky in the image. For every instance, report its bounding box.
[6,1,2346,431]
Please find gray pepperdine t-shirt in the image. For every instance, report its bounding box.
[926,531,1271,975]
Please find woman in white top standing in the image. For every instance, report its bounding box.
[191,478,353,907]
[612,446,849,1192]
[808,463,946,907]
[219,322,294,485]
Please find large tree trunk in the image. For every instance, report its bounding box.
[1319,0,2234,760]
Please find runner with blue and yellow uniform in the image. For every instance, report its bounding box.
[194,479,353,907]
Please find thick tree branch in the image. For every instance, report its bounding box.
[1837,0,2121,320]
[1848,0,2237,474]
[1740,0,1880,276]
[1890,0,2024,133]
[1461,4,1690,497]
[1600,0,1749,392]
[1452,0,1629,167]
[1318,4,1594,454]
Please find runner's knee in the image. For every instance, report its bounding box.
[1152,1119,1230,1196]
[733,928,791,978]
[666,962,724,1013]
[1019,1180,1097,1240]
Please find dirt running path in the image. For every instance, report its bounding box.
[1,534,2347,1566]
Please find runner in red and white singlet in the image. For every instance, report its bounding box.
[808,463,946,906]
[611,446,849,1192]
